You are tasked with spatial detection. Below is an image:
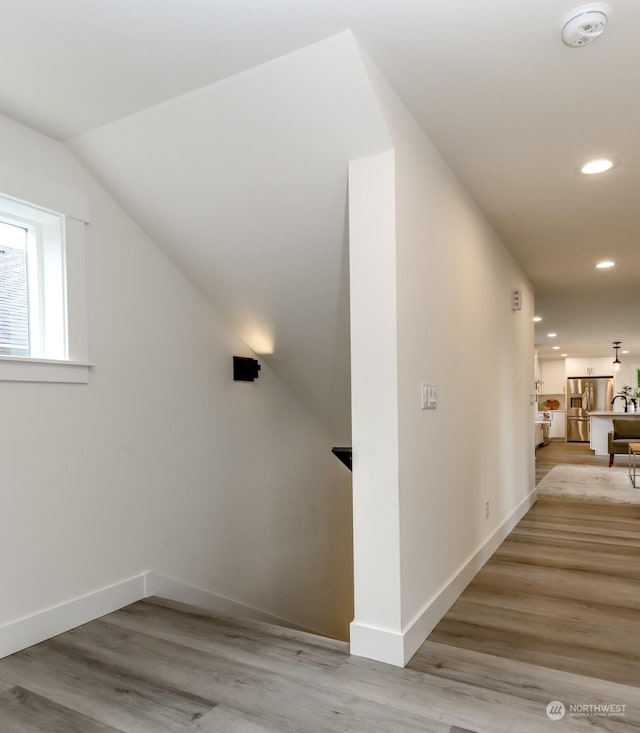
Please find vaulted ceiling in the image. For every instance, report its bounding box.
[1,0,639,386]
[69,33,392,439]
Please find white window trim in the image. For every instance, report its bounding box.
[0,165,91,383]
[0,355,93,383]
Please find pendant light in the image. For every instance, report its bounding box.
[612,341,622,372]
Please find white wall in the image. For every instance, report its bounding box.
[0,112,353,642]
[349,51,536,665]
[613,361,640,402]
[348,150,402,653]
[393,112,535,629]
[69,32,392,443]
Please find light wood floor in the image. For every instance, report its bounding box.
[1,511,639,733]
[1,591,637,733]
[535,438,610,484]
[419,498,640,690]
[0,489,638,730]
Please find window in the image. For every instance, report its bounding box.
[0,197,66,360]
[0,174,90,383]
[0,220,29,355]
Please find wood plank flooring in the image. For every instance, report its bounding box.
[0,687,123,733]
[0,583,638,731]
[419,497,640,693]
[0,492,637,730]
[535,438,609,484]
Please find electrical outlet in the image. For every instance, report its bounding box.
[484,501,490,519]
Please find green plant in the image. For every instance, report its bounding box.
[618,385,634,400]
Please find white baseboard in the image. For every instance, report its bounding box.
[0,490,535,666]
[350,621,405,667]
[144,572,316,634]
[0,570,321,660]
[0,571,318,659]
[0,574,145,659]
[351,487,538,667]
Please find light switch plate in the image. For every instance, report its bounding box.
[421,384,437,409]
[511,288,522,311]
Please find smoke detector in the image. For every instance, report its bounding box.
[561,3,612,47]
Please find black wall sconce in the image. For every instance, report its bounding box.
[233,356,261,382]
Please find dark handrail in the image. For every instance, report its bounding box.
[331,447,352,471]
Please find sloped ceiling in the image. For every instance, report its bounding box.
[69,32,391,440]
[2,0,640,367]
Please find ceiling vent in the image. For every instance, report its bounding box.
[561,3,612,47]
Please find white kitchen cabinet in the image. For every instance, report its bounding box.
[539,359,565,394]
[565,358,589,377]
[534,422,544,449]
[589,357,614,377]
[566,357,614,377]
[549,410,566,439]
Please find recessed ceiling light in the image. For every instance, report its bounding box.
[561,353,568,357]
[547,333,557,338]
[580,158,614,175]
[533,316,542,322]
[622,350,629,354]
[596,260,615,269]
[552,346,561,350]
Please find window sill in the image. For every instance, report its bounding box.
[0,355,94,383]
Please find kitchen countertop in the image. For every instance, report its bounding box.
[590,411,640,416]
[590,411,640,455]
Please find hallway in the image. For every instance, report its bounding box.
[417,498,640,690]
[536,439,609,485]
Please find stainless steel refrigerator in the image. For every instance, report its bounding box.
[566,376,613,442]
